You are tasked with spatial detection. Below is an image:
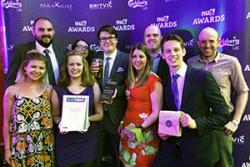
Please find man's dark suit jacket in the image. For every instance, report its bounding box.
[5,41,65,87]
[93,50,129,134]
[156,65,231,167]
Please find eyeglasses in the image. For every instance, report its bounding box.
[75,45,89,50]
[99,36,116,42]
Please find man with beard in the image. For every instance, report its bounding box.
[144,25,164,74]
[5,17,64,87]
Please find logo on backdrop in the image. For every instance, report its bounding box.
[1,0,22,11]
[244,65,250,72]
[68,20,95,33]
[220,36,240,50]
[89,1,112,10]
[246,12,250,19]
[22,20,34,32]
[242,114,250,121]
[40,1,72,10]
[233,135,245,145]
[184,39,195,47]
[193,8,225,25]
[165,0,177,2]
[113,19,135,31]
[151,15,178,29]
[7,43,14,51]
[128,0,148,10]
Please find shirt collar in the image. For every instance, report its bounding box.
[104,49,117,61]
[171,62,187,78]
[198,51,220,63]
[35,41,53,54]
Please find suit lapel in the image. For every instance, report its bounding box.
[180,67,194,111]
[110,50,121,78]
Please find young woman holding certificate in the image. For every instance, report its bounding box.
[3,50,56,166]
[119,44,163,167]
[51,50,103,167]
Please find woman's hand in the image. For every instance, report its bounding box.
[4,149,11,165]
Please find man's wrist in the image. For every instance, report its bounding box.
[231,120,239,126]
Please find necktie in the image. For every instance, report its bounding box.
[43,49,56,85]
[171,74,180,110]
[103,57,111,84]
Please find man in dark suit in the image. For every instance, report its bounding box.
[153,34,231,167]
[5,17,64,87]
[91,25,129,167]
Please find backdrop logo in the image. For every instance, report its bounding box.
[7,44,14,51]
[220,36,240,50]
[1,0,22,11]
[244,65,250,72]
[247,12,250,19]
[22,20,34,32]
[193,8,225,25]
[128,0,148,9]
[40,2,72,10]
[152,15,177,28]
[89,1,112,10]
[242,114,250,121]
[68,20,95,33]
[184,39,195,47]
[233,135,245,145]
[113,19,135,31]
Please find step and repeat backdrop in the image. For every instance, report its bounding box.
[0,0,249,166]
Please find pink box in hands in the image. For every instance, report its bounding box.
[158,110,182,137]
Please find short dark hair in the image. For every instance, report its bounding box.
[33,17,54,28]
[161,34,185,51]
[97,25,118,40]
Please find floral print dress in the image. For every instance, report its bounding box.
[120,74,160,167]
[9,87,55,167]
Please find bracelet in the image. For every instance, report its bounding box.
[231,120,239,126]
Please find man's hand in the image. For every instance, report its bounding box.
[159,133,170,140]
[180,112,197,129]
[224,121,238,135]
[90,62,101,74]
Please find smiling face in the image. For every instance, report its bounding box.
[132,49,148,72]
[24,60,46,81]
[198,27,220,59]
[32,19,55,48]
[99,31,118,54]
[67,55,84,79]
[162,40,186,71]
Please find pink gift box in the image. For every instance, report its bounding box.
[158,110,182,137]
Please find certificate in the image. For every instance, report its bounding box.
[158,110,182,137]
[60,95,90,132]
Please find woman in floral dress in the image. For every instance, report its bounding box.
[3,50,55,166]
[119,44,163,167]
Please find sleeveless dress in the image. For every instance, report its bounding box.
[120,74,160,167]
[9,87,55,167]
[54,86,98,166]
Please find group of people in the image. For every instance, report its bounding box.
[2,16,248,167]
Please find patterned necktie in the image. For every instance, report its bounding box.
[43,49,56,85]
[171,74,180,110]
[103,57,111,84]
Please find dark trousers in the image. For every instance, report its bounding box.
[95,121,122,167]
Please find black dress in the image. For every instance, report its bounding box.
[54,86,98,166]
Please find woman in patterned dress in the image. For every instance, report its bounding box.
[119,44,163,167]
[3,50,56,166]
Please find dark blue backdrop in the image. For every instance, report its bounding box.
[0,0,249,166]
